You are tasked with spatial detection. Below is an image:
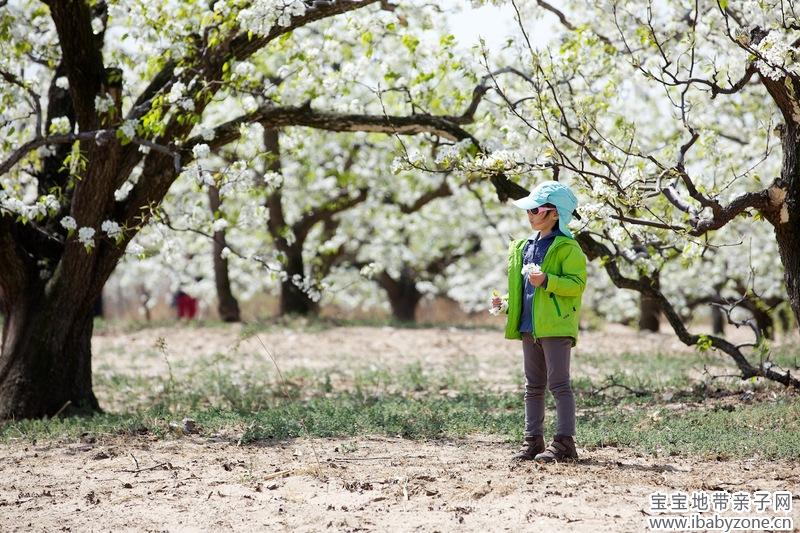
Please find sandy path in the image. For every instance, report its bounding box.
[1,435,797,532]
[91,323,776,391]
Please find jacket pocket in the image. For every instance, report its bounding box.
[550,293,562,317]
[550,293,571,319]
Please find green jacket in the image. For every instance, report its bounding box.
[503,235,587,345]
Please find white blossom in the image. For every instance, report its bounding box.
[60,216,77,231]
[167,82,186,104]
[120,119,137,140]
[115,181,134,201]
[521,263,541,277]
[192,143,211,159]
[198,126,215,141]
[78,227,96,248]
[101,220,122,239]
[359,262,380,279]
[211,218,229,232]
[94,95,114,113]
[49,116,71,135]
[241,95,259,113]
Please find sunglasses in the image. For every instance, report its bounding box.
[527,206,556,215]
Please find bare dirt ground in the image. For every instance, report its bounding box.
[2,434,798,532]
[2,324,799,532]
[90,322,789,391]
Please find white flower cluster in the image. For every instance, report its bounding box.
[262,170,283,188]
[754,29,800,82]
[488,290,509,316]
[291,273,324,302]
[473,150,520,172]
[359,262,380,279]
[94,94,114,114]
[608,225,627,243]
[168,81,186,103]
[102,219,122,240]
[120,119,137,141]
[682,240,702,260]
[0,193,60,221]
[577,202,614,220]
[433,144,464,169]
[521,263,541,277]
[232,61,256,80]
[60,215,77,231]
[49,116,72,135]
[197,126,215,141]
[238,0,308,35]
[167,81,195,111]
[211,218,229,232]
[192,143,211,159]
[390,156,410,174]
[184,163,214,187]
[78,226,96,249]
[115,181,134,201]
[126,242,144,256]
[241,95,259,114]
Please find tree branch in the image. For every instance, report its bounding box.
[46,0,105,131]
[0,130,115,176]
[575,231,800,388]
[294,188,369,245]
[394,179,452,214]
[229,0,384,61]
[192,103,478,156]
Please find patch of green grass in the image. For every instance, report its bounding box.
[2,390,799,459]
[94,318,232,334]
[4,342,800,459]
[95,315,497,338]
[579,399,800,459]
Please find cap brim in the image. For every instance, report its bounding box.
[512,197,542,210]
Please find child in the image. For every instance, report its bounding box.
[492,181,587,462]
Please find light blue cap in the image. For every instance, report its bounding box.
[512,180,579,238]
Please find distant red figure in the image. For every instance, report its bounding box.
[174,290,198,319]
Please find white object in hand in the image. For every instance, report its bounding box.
[522,263,541,277]
[489,290,508,316]
[489,298,508,316]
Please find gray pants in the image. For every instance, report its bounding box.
[521,334,575,437]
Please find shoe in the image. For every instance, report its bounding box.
[511,435,545,461]
[534,435,578,462]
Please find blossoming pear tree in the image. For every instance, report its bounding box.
[0,0,499,419]
[475,0,799,387]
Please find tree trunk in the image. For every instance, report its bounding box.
[0,288,99,419]
[208,185,241,322]
[280,248,318,315]
[388,288,421,322]
[764,81,800,331]
[711,304,725,335]
[773,167,800,332]
[638,293,660,332]
[777,306,793,334]
[380,268,422,323]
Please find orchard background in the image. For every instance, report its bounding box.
[0,0,798,531]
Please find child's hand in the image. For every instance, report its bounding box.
[528,271,547,287]
[489,290,508,316]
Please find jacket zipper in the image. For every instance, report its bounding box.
[530,237,567,336]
